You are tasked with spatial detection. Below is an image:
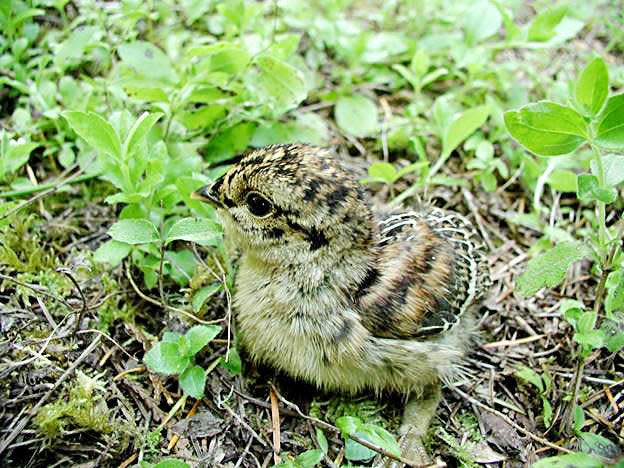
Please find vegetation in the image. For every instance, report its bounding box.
[0,0,622,466]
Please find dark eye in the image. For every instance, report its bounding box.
[245,192,273,217]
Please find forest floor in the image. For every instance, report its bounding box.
[0,1,623,467]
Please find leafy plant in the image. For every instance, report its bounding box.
[515,367,553,428]
[144,325,221,398]
[335,415,401,462]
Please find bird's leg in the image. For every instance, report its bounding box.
[377,383,441,468]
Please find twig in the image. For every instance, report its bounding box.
[57,267,88,335]
[270,386,282,465]
[482,334,545,349]
[451,386,575,454]
[0,336,102,455]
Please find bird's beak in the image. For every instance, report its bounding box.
[191,184,221,205]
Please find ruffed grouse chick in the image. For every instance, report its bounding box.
[193,144,490,464]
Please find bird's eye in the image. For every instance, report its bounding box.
[245,192,273,217]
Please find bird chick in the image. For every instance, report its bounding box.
[194,144,490,464]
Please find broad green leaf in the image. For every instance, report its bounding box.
[591,154,624,187]
[335,416,361,436]
[516,241,590,296]
[153,459,190,468]
[294,449,323,467]
[361,424,401,457]
[605,271,624,314]
[516,366,543,392]
[93,239,132,266]
[63,111,122,158]
[3,142,38,176]
[123,112,163,156]
[344,433,377,461]
[190,42,251,74]
[220,348,242,375]
[367,162,397,183]
[192,284,222,313]
[533,453,602,468]
[527,6,567,42]
[542,398,553,427]
[54,26,99,69]
[316,428,329,454]
[144,342,189,375]
[547,169,577,192]
[205,122,256,163]
[595,93,624,150]
[108,219,160,244]
[575,57,609,116]
[165,217,222,245]
[335,95,379,138]
[179,365,206,399]
[579,432,621,459]
[577,174,617,204]
[185,325,221,355]
[442,105,490,159]
[254,56,307,114]
[504,102,588,156]
[463,0,502,44]
[574,405,586,433]
[118,41,177,84]
[577,311,597,334]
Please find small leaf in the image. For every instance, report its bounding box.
[153,459,190,468]
[63,111,121,158]
[144,342,189,375]
[335,416,361,437]
[220,348,242,375]
[123,112,163,156]
[367,162,397,184]
[93,239,132,266]
[192,284,222,313]
[344,433,377,462]
[577,311,597,334]
[527,6,567,42]
[591,154,624,187]
[542,397,553,427]
[595,93,624,150]
[442,104,490,159]
[254,56,307,114]
[108,219,160,244]
[504,102,588,156]
[118,41,177,84]
[573,405,585,433]
[179,365,206,399]
[463,0,502,44]
[575,57,609,116]
[579,432,621,459]
[185,325,221,355]
[577,174,617,204]
[516,366,544,393]
[316,428,329,454]
[605,271,624,314]
[3,142,38,175]
[532,453,603,468]
[516,241,590,297]
[294,449,323,467]
[335,95,379,138]
[165,218,221,245]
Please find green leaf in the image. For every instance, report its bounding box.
[463,0,502,44]
[577,174,617,204]
[335,95,379,138]
[153,459,190,468]
[54,26,98,69]
[205,122,256,163]
[516,366,544,392]
[504,102,588,156]
[192,284,222,313]
[335,416,361,437]
[294,449,323,467]
[93,239,132,266]
[220,348,242,375]
[605,271,624,314]
[591,154,624,187]
[442,104,490,159]
[577,311,597,334]
[144,342,189,375]
[123,112,163,156]
[532,453,603,468]
[63,111,122,158]
[575,57,609,116]
[527,6,567,42]
[108,219,160,244]
[344,433,377,462]
[179,365,206,399]
[185,325,221,355]
[573,405,585,433]
[516,241,590,297]
[547,169,577,192]
[165,217,221,245]
[367,162,397,184]
[316,428,328,454]
[254,56,307,114]
[595,93,624,150]
[3,142,38,176]
[118,41,177,84]
[361,423,401,457]
[541,397,553,427]
[579,432,620,459]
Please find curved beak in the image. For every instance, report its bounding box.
[191,184,221,205]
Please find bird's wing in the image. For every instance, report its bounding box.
[356,208,490,339]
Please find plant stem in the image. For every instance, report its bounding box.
[0,173,98,199]
[158,241,166,307]
[591,145,609,252]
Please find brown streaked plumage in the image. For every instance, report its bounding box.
[193,143,491,464]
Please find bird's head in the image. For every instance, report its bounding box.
[192,144,376,265]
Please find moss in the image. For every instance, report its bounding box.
[35,371,120,440]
